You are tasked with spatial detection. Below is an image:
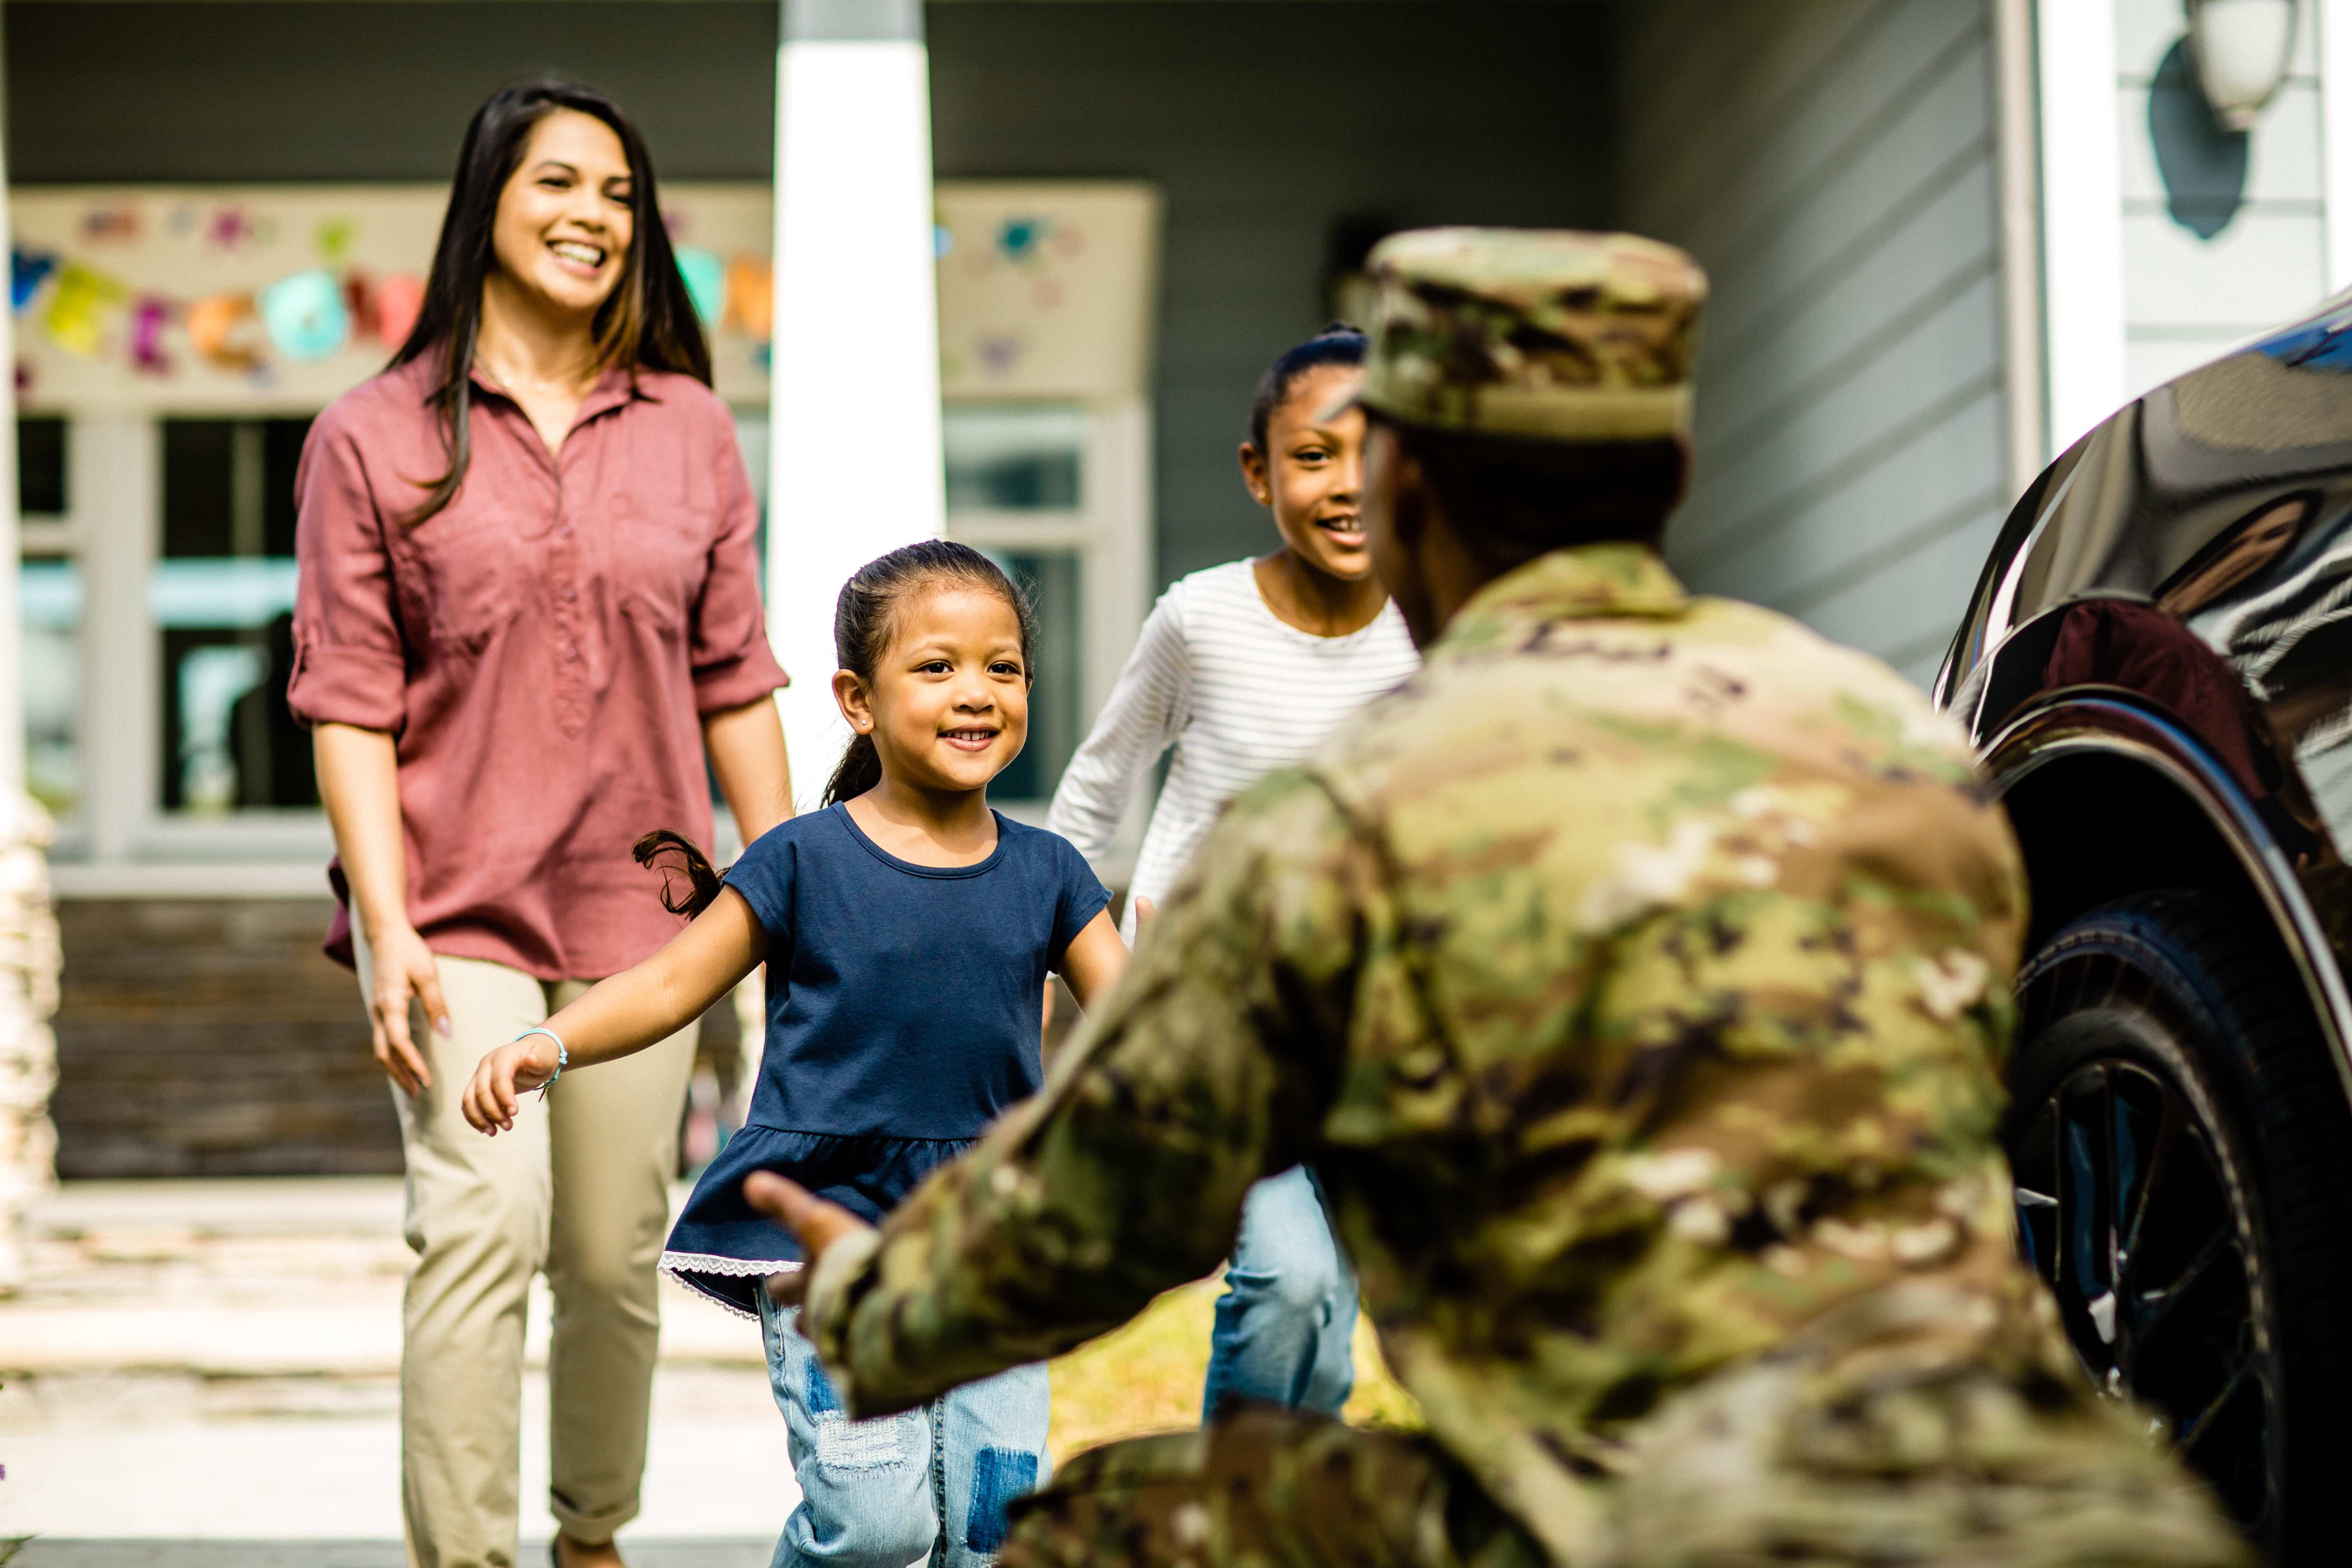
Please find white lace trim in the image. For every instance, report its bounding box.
[659,1250,802,1321]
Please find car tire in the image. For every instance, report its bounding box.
[2007,889,2352,1564]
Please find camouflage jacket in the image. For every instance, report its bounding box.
[803,543,2034,1561]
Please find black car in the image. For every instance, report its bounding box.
[1937,297,2352,1563]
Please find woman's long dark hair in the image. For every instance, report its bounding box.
[635,542,1038,921]
[393,80,712,524]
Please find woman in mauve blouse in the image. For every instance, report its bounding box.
[289,82,791,1568]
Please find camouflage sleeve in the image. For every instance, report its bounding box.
[802,770,1375,1416]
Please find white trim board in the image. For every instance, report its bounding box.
[2036,0,2129,456]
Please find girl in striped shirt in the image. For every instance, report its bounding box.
[1045,324,1420,1419]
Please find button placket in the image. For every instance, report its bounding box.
[549,456,590,737]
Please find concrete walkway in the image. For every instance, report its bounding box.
[0,1178,793,1559]
[11,1545,765,1566]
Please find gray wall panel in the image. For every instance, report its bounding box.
[925,1,1618,588]
[1619,0,2007,684]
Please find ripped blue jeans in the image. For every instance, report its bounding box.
[758,1286,1051,1568]
[1201,1164,1357,1420]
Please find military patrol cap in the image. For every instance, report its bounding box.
[1351,227,1706,442]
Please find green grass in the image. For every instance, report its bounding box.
[1045,1271,1421,1462]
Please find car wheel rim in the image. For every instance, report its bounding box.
[2011,1053,2281,1535]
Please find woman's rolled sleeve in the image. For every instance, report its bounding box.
[287,411,410,734]
[688,433,789,715]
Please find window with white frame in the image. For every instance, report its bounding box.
[17,417,78,824]
[944,396,1152,824]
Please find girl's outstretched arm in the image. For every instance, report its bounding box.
[463,887,768,1134]
[1056,907,1129,1012]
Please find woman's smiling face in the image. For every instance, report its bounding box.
[490,108,636,321]
[837,587,1031,797]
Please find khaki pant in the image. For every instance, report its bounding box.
[357,935,697,1568]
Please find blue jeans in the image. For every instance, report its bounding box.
[758,1287,1051,1568]
[1201,1164,1357,1420]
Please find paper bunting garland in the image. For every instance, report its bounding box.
[9,227,767,381]
[259,270,351,362]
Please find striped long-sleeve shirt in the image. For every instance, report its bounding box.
[1046,559,1420,933]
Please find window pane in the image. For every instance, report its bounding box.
[157,416,318,813]
[160,615,313,813]
[264,418,310,557]
[17,419,67,517]
[983,549,1082,804]
[944,405,1085,512]
[162,420,236,558]
[163,416,312,558]
[20,557,81,819]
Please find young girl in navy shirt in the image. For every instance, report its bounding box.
[464,540,1127,1568]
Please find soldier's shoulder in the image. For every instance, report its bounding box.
[1684,596,1974,761]
[1308,592,1973,809]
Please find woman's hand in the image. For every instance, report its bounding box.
[315,723,448,1097]
[462,1034,564,1134]
[744,1171,873,1307]
[366,918,451,1098]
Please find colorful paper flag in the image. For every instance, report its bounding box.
[259,269,351,362]
[341,270,379,342]
[187,292,262,371]
[44,263,129,357]
[80,203,141,245]
[674,246,724,327]
[130,296,172,375]
[373,273,425,348]
[11,247,57,313]
[724,255,772,342]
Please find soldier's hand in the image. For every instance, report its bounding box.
[744,1171,872,1308]
[1133,895,1157,934]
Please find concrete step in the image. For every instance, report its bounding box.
[0,1368,795,1544]
[4,1179,765,1376]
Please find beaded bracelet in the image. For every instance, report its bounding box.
[513,1026,569,1099]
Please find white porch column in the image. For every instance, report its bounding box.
[0,4,62,1295]
[2036,0,2130,456]
[2322,0,2352,289]
[1992,0,2049,497]
[766,0,945,813]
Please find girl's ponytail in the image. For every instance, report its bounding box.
[634,829,726,919]
[822,731,883,807]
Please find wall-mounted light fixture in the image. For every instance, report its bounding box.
[2188,0,2299,130]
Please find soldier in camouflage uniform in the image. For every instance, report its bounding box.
[749,229,2250,1567]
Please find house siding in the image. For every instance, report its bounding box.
[925,1,1617,589]
[2115,0,2330,399]
[1616,0,2010,686]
